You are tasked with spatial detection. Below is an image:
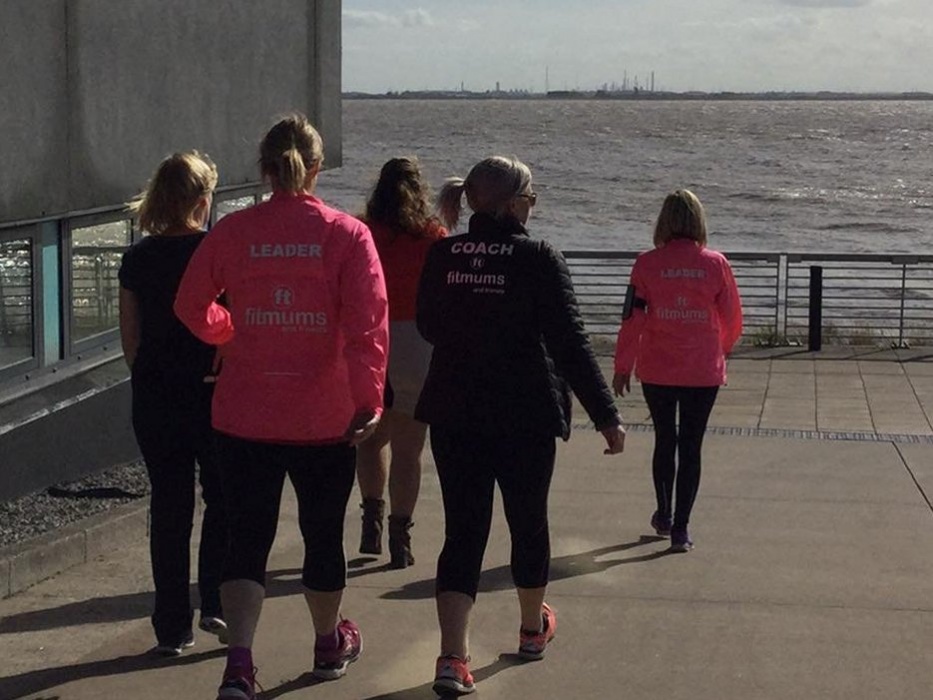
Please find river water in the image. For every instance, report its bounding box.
[316,99,933,255]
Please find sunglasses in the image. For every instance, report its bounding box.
[517,191,538,207]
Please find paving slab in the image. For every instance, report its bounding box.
[3,428,933,700]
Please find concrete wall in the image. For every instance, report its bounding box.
[0,0,342,224]
[0,359,138,502]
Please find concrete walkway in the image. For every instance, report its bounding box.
[2,350,933,699]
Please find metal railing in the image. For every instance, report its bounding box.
[70,246,122,339]
[564,251,933,348]
[5,249,933,352]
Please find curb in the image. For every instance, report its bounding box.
[0,498,150,599]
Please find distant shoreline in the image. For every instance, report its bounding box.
[344,90,933,102]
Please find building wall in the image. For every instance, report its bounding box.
[0,0,342,501]
[0,0,342,224]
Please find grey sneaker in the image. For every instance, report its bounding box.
[199,616,229,645]
[670,528,694,553]
[650,511,672,537]
[153,632,194,657]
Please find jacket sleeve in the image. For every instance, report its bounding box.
[538,244,621,431]
[717,256,743,355]
[415,242,444,345]
[614,260,646,375]
[174,228,234,345]
[339,223,389,415]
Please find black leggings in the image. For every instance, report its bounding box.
[641,383,719,530]
[215,433,356,592]
[132,382,226,644]
[430,426,556,600]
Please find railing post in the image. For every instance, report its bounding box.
[777,254,786,341]
[808,265,823,352]
[898,263,907,348]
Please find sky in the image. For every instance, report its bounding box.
[342,0,933,93]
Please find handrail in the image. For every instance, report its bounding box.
[6,249,933,349]
[562,250,933,348]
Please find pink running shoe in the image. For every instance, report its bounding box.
[216,665,257,700]
[518,602,557,660]
[313,618,362,680]
[432,655,475,696]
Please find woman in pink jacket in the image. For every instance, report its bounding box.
[175,114,388,700]
[613,190,742,553]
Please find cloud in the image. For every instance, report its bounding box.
[343,10,398,29]
[402,9,435,27]
[778,0,872,6]
[343,8,436,30]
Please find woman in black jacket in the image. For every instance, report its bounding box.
[416,155,626,696]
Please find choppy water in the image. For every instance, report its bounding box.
[316,99,933,254]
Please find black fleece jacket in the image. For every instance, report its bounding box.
[414,213,621,439]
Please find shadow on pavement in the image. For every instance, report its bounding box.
[0,568,305,634]
[381,536,670,601]
[357,653,523,700]
[0,647,225,700]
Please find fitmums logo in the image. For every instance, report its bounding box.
[244,287,328,333]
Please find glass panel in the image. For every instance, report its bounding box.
[0,238,34,368]
[71,220,130,342]
[215,196,255,222]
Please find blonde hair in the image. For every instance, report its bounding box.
[653,189,708,247]
[260,113,324,194]
[365,156,439,238]
[129,152,217,235]
[437,155,532,229]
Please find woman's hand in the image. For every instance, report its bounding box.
[345,409,381,446]
[204,344,227,383]
[601,424,626,455]
[612,372,631,397]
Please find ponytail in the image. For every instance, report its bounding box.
[439,156,531,228]
[437,177,466,229]
[259,114,324,194]
[276,147,308,194]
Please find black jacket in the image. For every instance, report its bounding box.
[414,213,620,439]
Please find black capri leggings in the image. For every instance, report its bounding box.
[215,433,356,592]
[641,383,719,530]
[430,426,556,600]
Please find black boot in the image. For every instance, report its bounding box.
[359,498,385,555]
[388,515,415,569]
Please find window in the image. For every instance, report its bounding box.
[0,237,34,371]
[69,219,131,344]
[214,195,256,223]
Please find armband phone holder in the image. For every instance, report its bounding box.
[622,285,647,320]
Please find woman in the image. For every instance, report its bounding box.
[613,189,743,553]
[174,114,388,700]
[356,156,446,568]
[119,151,227,656]
[416,155,626,696]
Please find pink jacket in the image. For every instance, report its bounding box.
[614,239,743,387]
[175,192,388,443]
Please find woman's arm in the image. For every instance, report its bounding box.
[119,286,141,370]
[415,243,443,345]
[339,223,389,425]
[174,230,233,345]
[613,261,646,393]
[717,258,744,354]
[538,243,621,432]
